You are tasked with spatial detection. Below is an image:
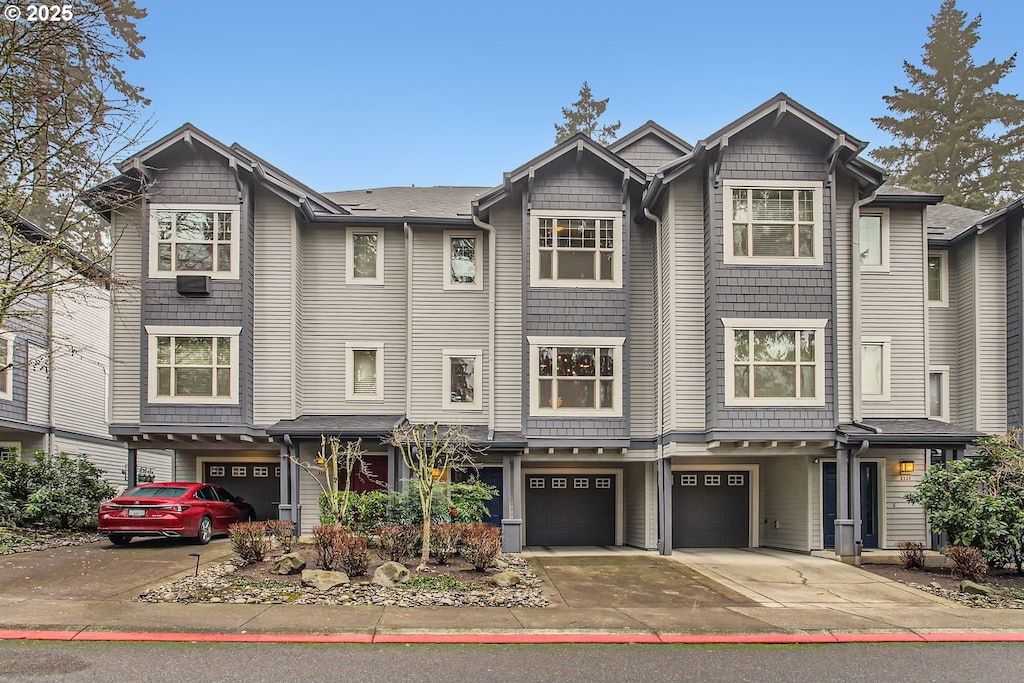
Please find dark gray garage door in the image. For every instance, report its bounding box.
[672,471,749,548]
[205,462,280,521]
[525,474,615,546]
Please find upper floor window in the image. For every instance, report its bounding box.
[928,251,948,306]
[0,332,14,401]
[145,326,240,405]
[346,342,384,401]
[149,205,239,279]
[346,228,383,285]
[861,337,891,402]
[528,336,624,416]
[929,366,949,422]
[859,209,889,272]
[723,318,828,407]
[724,180,823,266]
[443,231,482,290]
[530,210,623,288]
[443,348,482,410]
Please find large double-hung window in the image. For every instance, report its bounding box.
[530,211,622,287]
[149,206,239,278]
[146,326,240,404]
[528,337,624,416]
[724,181,823,266]
[723,319,827,407]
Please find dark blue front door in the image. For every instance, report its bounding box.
[478,467,503,527]
[822,462,879,549]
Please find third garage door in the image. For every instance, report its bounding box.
[525,474,615,546]
[672,471,749,548]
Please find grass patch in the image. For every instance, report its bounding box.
[404,573,471,592]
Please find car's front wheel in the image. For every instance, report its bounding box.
[195,516,213,545]
[109,534,132,546]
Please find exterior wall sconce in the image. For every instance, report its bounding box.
[431,467,445,480]
[900,460,915,474]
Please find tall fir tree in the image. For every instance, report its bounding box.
[871,0,1024,211]
[554,81,621,146]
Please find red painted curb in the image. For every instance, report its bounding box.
[2,629,1024,645]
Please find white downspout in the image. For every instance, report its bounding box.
[472,215,497,437]
[404,222,413,419]
[852,187,878,422]
[644,207,665,553]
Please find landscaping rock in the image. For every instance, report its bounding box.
[373,561,411,587]
[301,569,350,591]
[488,571,520,587]
[960,579,996,596]
[269,553,306,575]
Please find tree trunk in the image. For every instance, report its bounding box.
[418,515,431,571]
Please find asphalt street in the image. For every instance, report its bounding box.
[1,641,1022,683]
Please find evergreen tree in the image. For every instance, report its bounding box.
[871,0,1024,211]
[554,81,621,146]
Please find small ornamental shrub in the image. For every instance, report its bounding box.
[461,523,502,571]
[336,528,370,577]
[946,545,987,582]
[312,525,345,571]
[229,521,270,563]
[264,519,295,553]
[429,523,463,565]
[352,490,390,537]
[377,524,419,562]
[896,541,925,570]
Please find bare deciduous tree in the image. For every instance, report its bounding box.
[292,435,382,526]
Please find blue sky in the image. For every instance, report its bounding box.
[126,0,1024,192]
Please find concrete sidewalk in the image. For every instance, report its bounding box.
[2,544,1024,644]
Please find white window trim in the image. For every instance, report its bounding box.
[529,210,623,288]
[928,250,949,307]
[722,318,828,407]
[861,336,892,402]
[346,227,384,285]
[527,335,625,417]
[929,365,951,423]
[723,179,824,267]
[147,204,240,280]
[346,342,385,401]
[0,331,15,401]
[145,325,241,405]
[442,348,482,411]
[859,208,890,273]
[0,441,21,462]
[443,231,483,291]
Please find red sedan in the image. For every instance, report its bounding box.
[98,482,256,546]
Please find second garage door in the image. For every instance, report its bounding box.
[205,462,280,521]
[525,474,615,546]
[672,471,750,548]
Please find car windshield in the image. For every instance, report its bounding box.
[122,486,189,498]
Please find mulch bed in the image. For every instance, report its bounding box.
[860,563,1024,608]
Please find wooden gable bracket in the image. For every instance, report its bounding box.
[621,169,630,208]
[526,167,535,212]
[772,100,788,128]
[129,157,153,184]
[576,138,584,166]
[230,162,244,202]
[181,129,195,151]
[825,134,846,186]
[712,135,729,188]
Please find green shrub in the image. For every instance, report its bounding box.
[2,451,116,530]
[263,519,295,553]
[377,524,419,562]
[461,523,502,571]
[229,521,270,563]
[388,478,497,526]
[946,545,987,582]
[896,541,925,570]
[429,523,463,565]
[317,489,390,535]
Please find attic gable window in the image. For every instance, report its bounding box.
[724,181,823,266]
[149,205,240,279]
[530,210,623,288]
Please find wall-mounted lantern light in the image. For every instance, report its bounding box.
[899,460,915,474]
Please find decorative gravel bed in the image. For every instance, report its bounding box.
[861,564,1024,609]
[0,530,104,555]
[137,553,549,608]
[900,580,1024,609]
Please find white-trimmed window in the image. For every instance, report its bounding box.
[528,336,625,416]
[442,348,482,410]
[0,331,14,401]
[862,337,891,402]
[346,228,383,285]
[146,326,240,404]
[444,231,482,290]
[929,365,950,422]
[723,319,828,407]
[0,442,20,462]
[724,180,824,266]
[346,343,384,401]
[149,205,239,279]
[859,209,889,271]
[928,251,948,306]
[530,210,622,287]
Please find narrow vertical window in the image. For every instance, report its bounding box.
[443,232,482,290]
[346,228,384,284]
[346,343,384,400]
[928,252,948,305]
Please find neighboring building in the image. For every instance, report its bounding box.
[87,93,1018,558]
[0,214,171,487]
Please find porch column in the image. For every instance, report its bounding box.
[126,448,138,488]
[501,452,523,553]
[850,445,862,561]
[657,456,673,556]
[289,441,301,534]
[386,445,396,494]
[834,444,856,562]
[277,441,292,523]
